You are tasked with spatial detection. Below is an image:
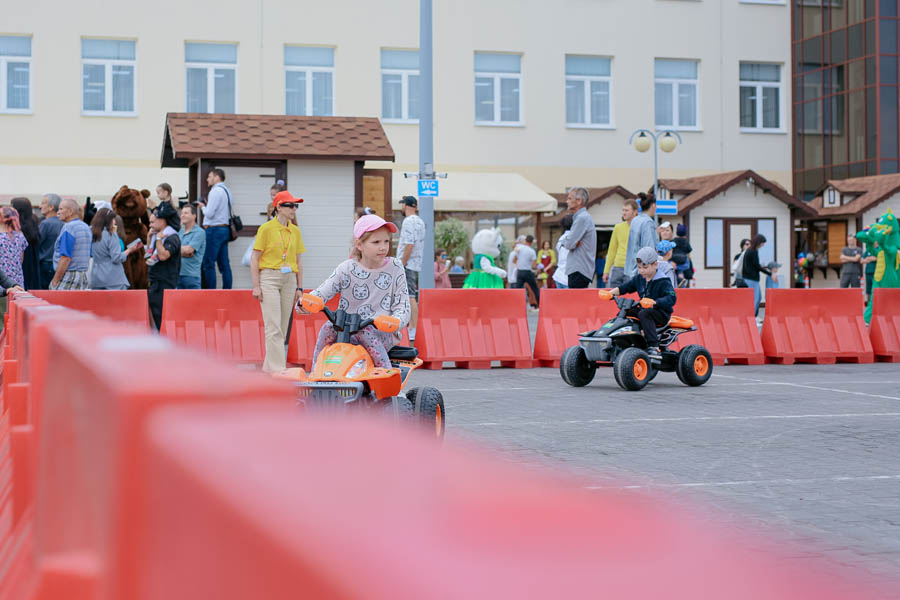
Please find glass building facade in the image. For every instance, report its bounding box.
[793,0,900,200]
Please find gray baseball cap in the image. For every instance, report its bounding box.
[635,247,659,265]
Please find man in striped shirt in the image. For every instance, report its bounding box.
[50,199,92,290]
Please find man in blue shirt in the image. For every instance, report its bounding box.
[624,193,659,278]
[177,204,206,289]
[50,199,92,290]
[38,193,65,289]
[200,168,234,289]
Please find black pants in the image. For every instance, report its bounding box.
[39,261,55,290]
[148,280,175,330]
[568,271,591,289]
[514,270,540,306]
[626,306,669,348]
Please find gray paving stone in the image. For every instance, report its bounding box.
[412,362,900,586]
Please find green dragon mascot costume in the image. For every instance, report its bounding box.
[856,208,900,324]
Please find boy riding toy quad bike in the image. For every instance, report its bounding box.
[559,289,713,391]
[275,293,445,438]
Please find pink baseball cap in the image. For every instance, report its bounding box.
[354,214,398,239]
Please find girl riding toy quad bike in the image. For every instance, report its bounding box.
[275,293,445,438]
[559,290,712,391]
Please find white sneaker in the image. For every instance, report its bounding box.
[408,328,416,341]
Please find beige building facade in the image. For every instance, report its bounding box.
[2,0,791,206]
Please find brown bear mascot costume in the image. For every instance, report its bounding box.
[111,186,150,289]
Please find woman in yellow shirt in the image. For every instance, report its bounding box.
[251,190,306,373]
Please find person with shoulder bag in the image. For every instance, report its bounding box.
[731,238,750,288]
[199,168,235,289]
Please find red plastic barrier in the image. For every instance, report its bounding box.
[869,288,900,362]
[134,405,879,599]
[6,318,295,600]
[669,289,765,366]
[30,290,151,328]
[414,289,533,369]
[160,290,265,363]
[761,289,873,365]
[532,289,619,367]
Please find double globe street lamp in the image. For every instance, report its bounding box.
[628,129,683,224]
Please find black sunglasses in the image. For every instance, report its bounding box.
[280,203,298,209]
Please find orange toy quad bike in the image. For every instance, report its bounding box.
[559,290,712,391]
[276,293,445,438]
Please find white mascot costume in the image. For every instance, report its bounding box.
[463,228,507,289]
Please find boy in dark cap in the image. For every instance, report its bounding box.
[607,247,677,359]
[147,203,182,329]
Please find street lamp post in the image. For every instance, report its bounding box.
[628,129,683,225]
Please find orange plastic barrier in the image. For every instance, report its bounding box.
[761,289,874,365]
[160,290,266,363]
[414,289,533,369]
[30,289,151,328]
[133,406,877,599]
[869,288,900,362]
[0,317,295,600]
[532,289,619,367]
[669,289,765,366]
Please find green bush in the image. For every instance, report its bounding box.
[434,218,470,263]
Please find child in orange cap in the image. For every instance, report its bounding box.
[305,214,410,368]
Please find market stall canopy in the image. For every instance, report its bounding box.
[391,171,557,213]
[162,113,395,167]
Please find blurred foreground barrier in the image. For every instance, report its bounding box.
[160,290,265,363]
[870,288,900,362]
[669,289,765,366]
[414,289,533,369]
[761,289,873,364]
[532,289,618,368]
[30,290,150,329]
[137,405,880,600]
[0,309,295,600]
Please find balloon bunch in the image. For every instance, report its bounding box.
[796,252,811,269]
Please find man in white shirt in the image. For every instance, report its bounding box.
[511,234,539,309]
[397,196,425,340]
[199,168,234,289]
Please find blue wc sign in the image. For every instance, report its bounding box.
[417,179,439,197]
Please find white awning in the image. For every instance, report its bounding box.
[391,171,557,213]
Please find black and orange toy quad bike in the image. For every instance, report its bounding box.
[559,290,713,391]
[275,293,445,438]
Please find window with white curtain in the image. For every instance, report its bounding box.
[705,219,724,268]
[565,55,612,127]
[655,59,699,129]
[381,49,419,122]
[285,46,334,117]
[82,39,135,116]
[474,52,521,125]
[185,42,237,114]
[0,36,31,113]
[740,63,782,131]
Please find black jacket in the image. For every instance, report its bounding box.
[672,237,692,266]
[618,270,677,318]
[742,248,771,282]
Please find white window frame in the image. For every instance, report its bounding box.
[0,52,32,115]
[284,64,334,117]
[654,61,700,131]
[381,67,418,124]
[185,62,238,114]
[739,63,784,134]
[81,52,137,117]
[823,187,839,207]
[739,0,786,5]
[474,57,523,127]
[565,59,614,130]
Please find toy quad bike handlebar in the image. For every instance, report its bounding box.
[597,290,657,310]
[300,293,400,343]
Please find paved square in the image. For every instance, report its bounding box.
[413,362,900,585]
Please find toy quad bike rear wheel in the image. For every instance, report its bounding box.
[407,386,445,438]
[675,344,713,386]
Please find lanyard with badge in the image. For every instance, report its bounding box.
[278,226,293,273]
